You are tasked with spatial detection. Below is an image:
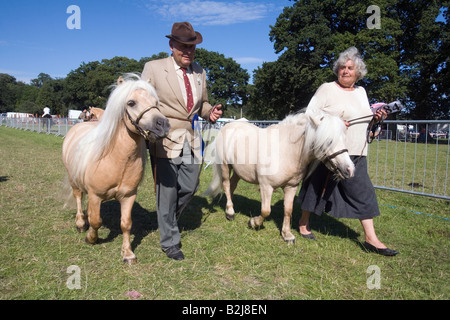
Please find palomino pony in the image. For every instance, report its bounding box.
[62,74,170,264]
[88,106,104,121]
[204,107,355,243]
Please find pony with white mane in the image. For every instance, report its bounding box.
[205,107,354,243]
[62,74,170,264]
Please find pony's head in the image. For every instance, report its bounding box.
[67,74,170,186]
[101,74,170,143]
[304,108,354,179]
[88,107,104,121]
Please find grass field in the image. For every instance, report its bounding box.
[0,125,449,301]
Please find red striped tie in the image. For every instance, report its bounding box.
[181,68,194,113]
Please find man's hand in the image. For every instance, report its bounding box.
[209,104,223,123]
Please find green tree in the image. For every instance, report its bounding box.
[36,78,66,115]
[0,73,17,113]
[398,0,449,119]
[14,82,40,114]
[64,55,168,110]
[250,0,448,120]
[249,0,406,120]
[30,73,53,88]
[194,48,250,114]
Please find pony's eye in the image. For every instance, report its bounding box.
[127,100,136,107]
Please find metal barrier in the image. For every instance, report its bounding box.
[366,120,450,200]
[2,117,449,200]
[0,117,81,136]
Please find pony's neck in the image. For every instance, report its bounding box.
[107,121,145,161]
[117,122,145,152]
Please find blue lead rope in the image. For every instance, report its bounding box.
[192,114,205,156]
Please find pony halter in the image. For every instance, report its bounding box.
[322,148,349,174]
[125,105,160,141]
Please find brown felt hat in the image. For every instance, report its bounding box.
[166,22,203,45]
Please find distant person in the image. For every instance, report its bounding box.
[141,21,222,261]
[42,106,52,131]
[42,106,51,117]
[297,47,399,256]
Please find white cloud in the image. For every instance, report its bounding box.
[144,0,272,26]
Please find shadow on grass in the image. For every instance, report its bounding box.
[99,200,158,251]
[0,176,9,183]
[210,193,360,243]
[97,195,214,251]
[89,190,361,252]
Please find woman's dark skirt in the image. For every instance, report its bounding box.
[297,156,380,219]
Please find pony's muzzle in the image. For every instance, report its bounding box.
[156,116,170,137]
[344,164,355,179]
[147,116,170,142]
[335,162,355,180]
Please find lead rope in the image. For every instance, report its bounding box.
[346,114,384,168]
[176,120,213,220]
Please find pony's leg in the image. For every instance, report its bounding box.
[249,186,273,229]
[119,195,137,264]
[73,188,88,232]
[281,186,298,244]
[85,195,102,245]
[222,165,237,220]
[225,172,240,220]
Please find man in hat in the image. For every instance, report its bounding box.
[142,22,222,260]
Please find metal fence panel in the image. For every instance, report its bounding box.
[1,117,449,200]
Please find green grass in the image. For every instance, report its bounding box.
[0,126,449,300]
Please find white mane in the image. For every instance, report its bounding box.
[303,106,347,160]
[68,74,158,186]
[279,109,307,126]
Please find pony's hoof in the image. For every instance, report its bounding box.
[85,236,97,245]
[248,218,261,230]
[226,213,235,221]
[284,238,296,245]
[76,225,88,233]
[123,257,137,265]
[282,233,296,244]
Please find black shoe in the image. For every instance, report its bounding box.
[363,241,399,256]
[163,245,185,260]
[300,233,316,240]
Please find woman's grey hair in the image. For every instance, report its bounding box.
[333,47,367,81]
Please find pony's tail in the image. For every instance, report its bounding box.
[61,175,77,209]
[203,163,223,198]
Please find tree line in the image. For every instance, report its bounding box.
[0,0,448,120]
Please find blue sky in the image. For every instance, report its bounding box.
[0,0,292,83]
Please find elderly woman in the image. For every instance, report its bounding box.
[297,47,398,256]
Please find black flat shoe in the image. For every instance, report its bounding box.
[163,245,185,260]
[301,233,316,240]
[363,241,399,256]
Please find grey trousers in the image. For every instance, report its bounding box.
[151,141,200,250]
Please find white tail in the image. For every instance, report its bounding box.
[61,175,78,209]
[203,163,223,197]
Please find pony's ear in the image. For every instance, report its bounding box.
[309,114,323,127]
[117,76,124,86]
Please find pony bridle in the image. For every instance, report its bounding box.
[322,148,348,175]
[125,106,160,141]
